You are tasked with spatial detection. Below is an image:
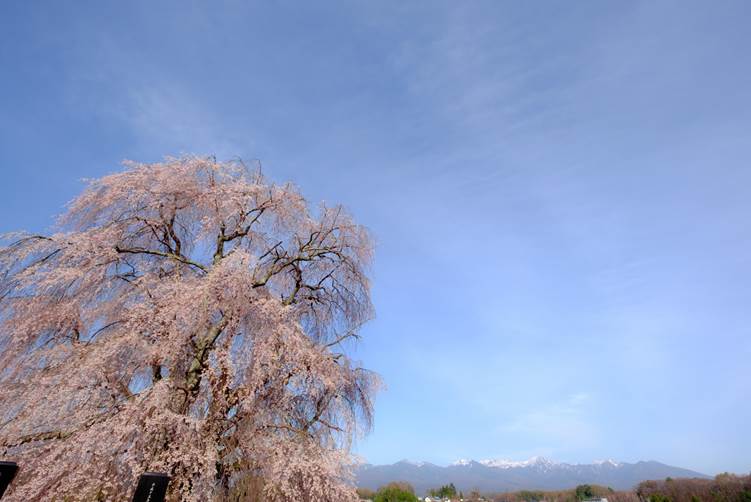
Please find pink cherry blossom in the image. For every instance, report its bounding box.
[0,156,378,501]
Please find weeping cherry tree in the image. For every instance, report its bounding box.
[0,157,378,501]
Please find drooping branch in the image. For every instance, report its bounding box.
[114,245,208,272]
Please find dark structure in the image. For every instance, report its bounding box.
[0,462,19,499]
[131,472,170,502]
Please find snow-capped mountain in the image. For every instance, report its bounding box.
[473,456,559,469]
[355,458,708,495]
[452,456,559,470]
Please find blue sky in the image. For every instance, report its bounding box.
[1,1,750,475]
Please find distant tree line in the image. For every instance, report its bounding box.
[491,484,623,502]
[636,473,751,502]
[357,474,751,502]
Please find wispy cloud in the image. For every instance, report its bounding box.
[498,392,601,454]
[118,82,245,157]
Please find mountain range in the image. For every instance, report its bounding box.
[355,457,709,494]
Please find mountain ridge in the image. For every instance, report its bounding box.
[355,457,710,494]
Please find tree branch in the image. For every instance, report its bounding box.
[114,246,208,272]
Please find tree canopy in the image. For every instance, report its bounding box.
[0,157,378,501]
[374,482,418,502]
[576,484,595,500]
[429,482,458,498]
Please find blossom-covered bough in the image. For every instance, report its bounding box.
[0,157,378,501]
